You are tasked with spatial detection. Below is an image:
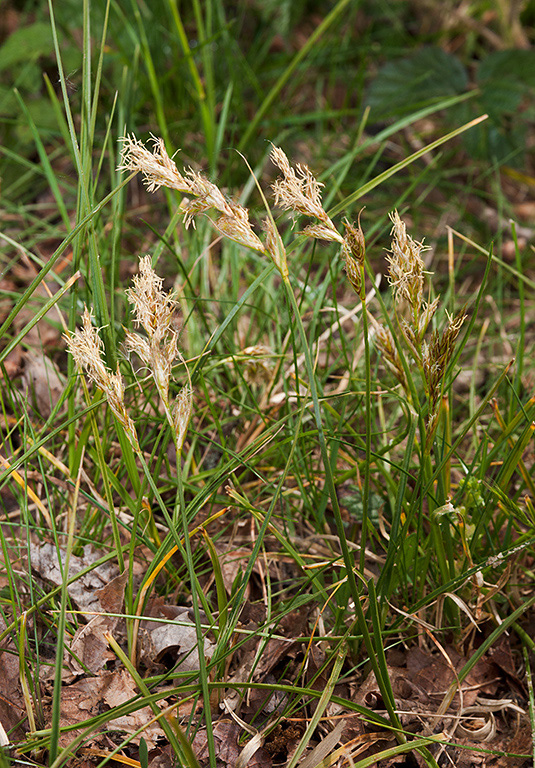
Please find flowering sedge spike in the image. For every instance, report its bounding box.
[171,384,193,453]
[119,135,263,253]
[125,255,179,407]
[300,223,344,244]
[262,218,288,279]
[418,297,440,339]
[342,216,366,297]
[118,135,192,195]
[213,204,266,253]
[422,308,466,442]
[66,307,139,451]
[180,170,235,228]
[125,256,194,451]
[270,145,340,240]
[386,211,429,312]
[369,315,408,390]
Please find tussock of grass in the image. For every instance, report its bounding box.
[0,3,534,767]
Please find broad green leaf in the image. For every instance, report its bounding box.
[0,22,53,70]
[365,46,468,119]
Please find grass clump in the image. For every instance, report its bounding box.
[1,4,534,768]
[10,130,524,766]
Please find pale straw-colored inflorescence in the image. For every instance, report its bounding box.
[118,135,265,255]
[124,255,192,452]
[368,212,467,444]
[386,211,427,308]
[124,254,178,403]
[422,307,466,442]
[118,135,192,194]
[66,308,140,451]
[341,216,366,297]
[67,258,193,454]
[381,211,440,357]
[269,145,343,244]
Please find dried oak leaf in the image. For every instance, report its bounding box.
[21,349,64,418]
[68,572,128,675]
[139,600,214,672]
[30,541,120,613]
[0,618,26,743]
[58,669,166,750]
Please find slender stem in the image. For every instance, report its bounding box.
[359,269,372,573]
[281,275,403,736]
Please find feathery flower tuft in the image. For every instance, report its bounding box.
[125,255,179,407]
[66,308,139,451]
[386,211,429,310]
[118,135,191,194]
[270,145,338,235]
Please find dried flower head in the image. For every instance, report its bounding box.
[118,135,191,194]
[386,211,429,310]
[66,308,139,450]
[270,145,337,234]
[125,255,179,405]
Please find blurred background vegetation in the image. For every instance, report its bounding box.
[2,0,534,219]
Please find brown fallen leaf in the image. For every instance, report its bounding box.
[0,618,27,744]
[30,541,120,613]
[67,572,128,675]
[21,349,64,418]
[193,720,273,768]
[58,669,166,751]
[139,602,214,672]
